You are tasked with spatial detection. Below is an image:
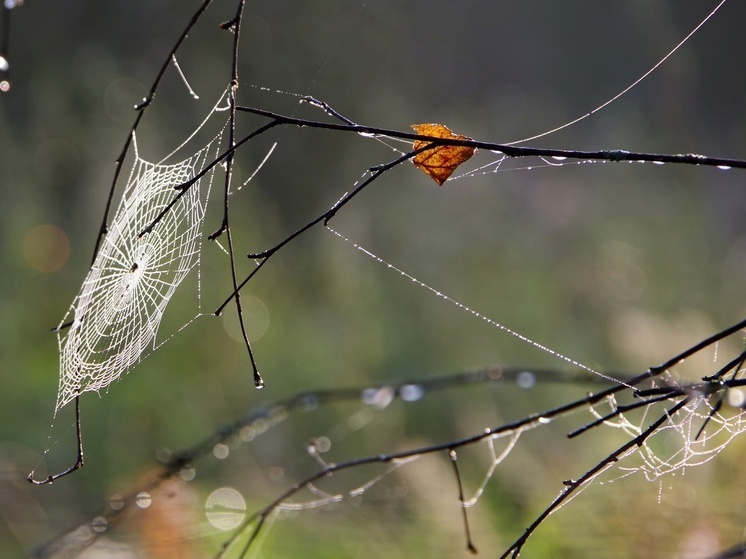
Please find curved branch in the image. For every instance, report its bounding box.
[236,105,746,170]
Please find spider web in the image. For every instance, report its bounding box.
[54,122,225,411]
[603,384,746,481]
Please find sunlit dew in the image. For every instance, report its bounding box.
[253,417,269,435]
[516,371,536,389]
[91,516,108,533]
[135,492,152,509]
[205,487,246,531]
[268,405,288,423]
[537,417,552,425]
[361,388,377,405]
[717,165,732,170]
[155,447,172,463]
[0,55,7,71]
[180,466,196,481]
[551,156,567,161]
[327,227,608,383]
[314,436,332,453]
[239,425,255,442]
[213,443,230,459]
[361,386,395,409]
[296,394,319,411]
[400,383,425,402]
[0,80,9,92]
[108,494,125,511]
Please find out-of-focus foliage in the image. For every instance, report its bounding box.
[1,1,746,558]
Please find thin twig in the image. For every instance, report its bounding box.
[449,449,478,554]
[28,365,623,557]
[214,0,263,388]
[236,105,746,170]
[27,395,84,485]
[214,144,433,314]
[96,0,216,260]
[500,398,692,559]
[217,317,746,556]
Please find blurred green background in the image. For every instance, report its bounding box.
[2,1,746,558]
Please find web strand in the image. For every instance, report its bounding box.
[504,0,727,146]
[326,227,629,387]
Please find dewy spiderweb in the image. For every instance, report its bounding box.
[54,123,225,411]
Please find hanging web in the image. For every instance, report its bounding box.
[54,122,225,411]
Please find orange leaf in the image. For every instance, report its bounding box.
[411,123,477,185]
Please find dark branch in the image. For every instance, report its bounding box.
[214,144,432,313]
[500,397,692,559]
[27,396,84,485]
[236,105,746,170]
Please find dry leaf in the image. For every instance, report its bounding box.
[411,123,477,185]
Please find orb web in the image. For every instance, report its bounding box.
[55,127,225,411]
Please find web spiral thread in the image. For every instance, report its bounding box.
[55,129,223,411]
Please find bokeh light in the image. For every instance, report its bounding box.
[23,224,70,272]
[205,487,246,531]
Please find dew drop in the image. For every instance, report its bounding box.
[296,394,319,411]
[653,161,665,165]
[180,466,196,481]
[213,443,230,459]
[252,417,269,434]
[314,436,332,453]
[91,516,108,533]
[516,371,536,389]
[108,494,125,511]
[400,383,425,402]
[717,165,732,170]
[537,416,552,425]
[361,388,376,405]
[136,492,152,509]
[551,156,567,161]
[361,386,395,409]
[0,56,8,72]
[155,447,172,464]
[205,487,246,531]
